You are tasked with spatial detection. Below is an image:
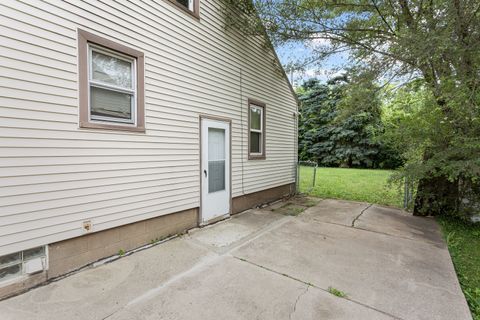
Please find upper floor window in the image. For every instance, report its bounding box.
[78,29,145,132]
[177,0,194,11]
[248,100,266,160]
[171,0,199,18]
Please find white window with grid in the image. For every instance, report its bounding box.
[88,44,137,125]
[249,105,264,155]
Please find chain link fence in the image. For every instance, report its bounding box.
[297,162,416,210]
[403,178,415,210]
[296,161,318,194]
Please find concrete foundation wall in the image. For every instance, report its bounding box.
[48,208,199,278]
[232,183,295,214]
[0,272,47,302]
[0,208,198,300]
[0,183,294,300]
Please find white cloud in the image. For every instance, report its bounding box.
[289,67,347,87]
[309,38,331,48]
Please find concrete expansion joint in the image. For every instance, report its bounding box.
[188,214,293,257]
[351,203,373,227]
[233,256,403,320]
[100,253,222,320]
[312,217,443,247]
[101,216,294,318]
[352,225,443,247]
[232,256,311,286]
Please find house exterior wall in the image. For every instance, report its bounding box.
[0,207,198,300]
[0,0,297,258]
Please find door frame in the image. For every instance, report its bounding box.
[199,114,233,225]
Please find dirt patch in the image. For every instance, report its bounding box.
[270,195,321,216]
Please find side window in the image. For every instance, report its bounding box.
[176,0,194,11]
[248,100,266,160]
[78,29,145,132]
[172,0,199,17]
[89,46,136,124]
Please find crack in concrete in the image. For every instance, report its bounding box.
[351,204,373,227]
[307,217,443,247]
[101,310,117,320]
[289,285,309,320]
[233,256,403,320]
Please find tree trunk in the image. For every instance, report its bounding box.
[413,176,459,216]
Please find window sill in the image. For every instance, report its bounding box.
[248,155,266,160]
[0,274,29,288]
[80,121,146,133]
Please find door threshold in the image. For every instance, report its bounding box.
[200,213,230,227]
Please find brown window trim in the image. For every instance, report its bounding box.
[78,29,145,132]
[166,0,200,20]
[248,99,266,160]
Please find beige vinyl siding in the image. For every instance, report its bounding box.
[0,0,297,256]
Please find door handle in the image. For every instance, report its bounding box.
[204,169,207,177]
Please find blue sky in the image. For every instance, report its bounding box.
[276,41,348,86]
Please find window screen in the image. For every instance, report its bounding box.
[89,46,136,124]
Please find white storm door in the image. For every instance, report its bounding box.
[201,119,230,223]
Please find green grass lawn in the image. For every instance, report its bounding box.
[438,217,480,320]
[298,166,403,208]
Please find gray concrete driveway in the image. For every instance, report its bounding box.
[0,199,472,320]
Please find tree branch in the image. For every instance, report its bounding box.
[370,0,397,36]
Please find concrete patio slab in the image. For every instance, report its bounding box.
[234,201,471,320]
[0,198,471,320]
[355,204,444,244]
[0,239,211,320]
[188,209,284,253]
[109,256,393,320]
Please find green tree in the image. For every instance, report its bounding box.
[380,81,431,167]
[223,0,480,217]
[299,76,401,168]
[298,78,338,164]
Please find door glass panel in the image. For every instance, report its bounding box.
[208,128,226,193]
